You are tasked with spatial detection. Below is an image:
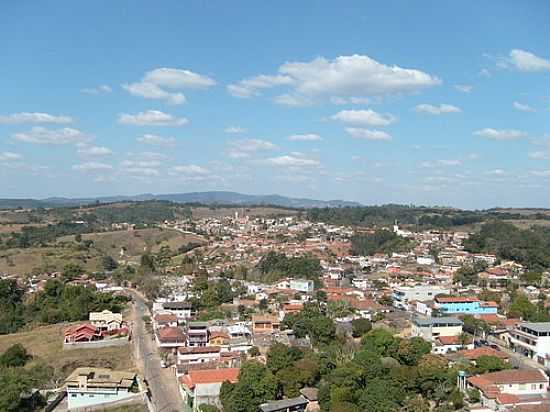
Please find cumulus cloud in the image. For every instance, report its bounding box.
[513,101,536,112]
[77,144,113,156]
[228,54,440,102]
[529,151,550,160]
[474,128,527,141]
[137,134,177,147]
[13,127,90,145]
[81,85,112,95]
[121,159,161,168]
[123,67,215,104]
[122,167,160,177]
[264,155,320,168]
[118,110,188,126]
[345,128,392,141]
[420,159,462,168]
[0,112,72,124]
[330,96,371,105]
[530,170,550,177]
[506,49,550,72]
[227,138,277,159]
[224,126,246,134]
[414,104,462,115]
[288,133,322,141]
[72,162,113,171]
[454,84,473,93]
[171,164,211,175]
[0,152,22,162]
[332,109,396,126]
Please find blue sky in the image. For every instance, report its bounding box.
[1,1,550,209]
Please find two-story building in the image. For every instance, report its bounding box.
[179,368,240,412]
[393,286,450,310]
[412,317,463,341]
[89,310,124,331]
[187,322,209,347]
[510,322,550,368]
[252,315,281,335]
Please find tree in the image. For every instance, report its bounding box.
[102,255,118,271]
[361,329,399,357]
[474,355,510,374]
[267,343,302,374]
[396,337,432,366]
[0,344,31,368]
[62,263,83,281]
[198,405,220,412]
[351,318,372,338]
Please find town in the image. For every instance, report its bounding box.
[1,202,550,412]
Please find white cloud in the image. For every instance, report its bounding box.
[81,85,112,95]
[118,110,188,126]
[0,112,72,124]
[474,128,527,141]
[414,104,462,115]
[137,133,177,147]
[421,159,462,168]
[228,54,440,102]
[224,126,246,134]
[529,151,550,160]
[13,127,90,145]
[227,75,294,98]
[332,109,396,126]
[143,68,216,89]
[264,155,320,168]
[77,145,113,156]
[530,170,550,177]
[507,49,550,72]
[330,96,371,105]
[122,82,186,105]
[72,162,113,171]
[479,68,492,78]
[454,84,473,93]
[121,159,161,168]
[123,68,215,104]
[288,133,322,141]
[272,94,312,107]
[171,164,211,175]
[513,101,536,112]
[122,167,160,177]
[227,138,277,159]
[486,169,506,176]
[0,152,21,161]
[345,128,392,141]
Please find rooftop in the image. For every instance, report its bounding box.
[520,322,550,333]
[179,368,240,389]
[259,396,309,412]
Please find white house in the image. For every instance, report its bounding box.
[510,322,550,368]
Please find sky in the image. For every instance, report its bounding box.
[1,1,550,209]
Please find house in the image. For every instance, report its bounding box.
[64,324,102,344]
[154,313,178,329]
[252,314,281,335]
[259,396,309,412]
[456,347,510,364]
[209,332,230,346]
[65,367,137,410]
[392,286,450,310]
[179,368,240,412]
[156,326,186,348]
[432,335,470,355]
[290,279,315,294]
[459,368,550,411]
[187,322,209,347]
[434,296,498,315]
[158,301,195,321]
[412,317,463,341]
[510,322,550,368]
[177,346,221,367]
[89,310,123,331]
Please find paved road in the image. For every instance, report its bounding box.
[131,290,183,412]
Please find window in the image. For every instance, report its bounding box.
[71,394,77,398]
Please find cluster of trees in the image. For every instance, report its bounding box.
[1,221,94,249]
[464,221,550,270]
[257,252,322,284]
[81,201,191,225]
[0,344,52,411]
[0,278,129,334]
[452,261,488,286]
[351,229,413,256]
[281,303,336,346]
[219,327,464,412]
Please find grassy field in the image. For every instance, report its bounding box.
[58,228,206,256]
[0,323,135,381]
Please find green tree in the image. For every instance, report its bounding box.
[266,343,303,374]
[102,255,118,271]
[0,344,31,368]
[474,355,510,374]
[351,318,372,338]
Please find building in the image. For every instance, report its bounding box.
[64,324,102,344]
[392,286,450,310]
[156,326,186,348]
[459,368,550,411]
[89,310,123,331]
[65,367,137,410]
[259,396,309,412]
[187,322,209,347]
[434,296,498,315]
[154,313,178,329]
[177,346,221,367]
[252,314,281,335]
[510,322,550,368]
[289,279,315,294]
[179,368,240,411]
[412,317,463,341]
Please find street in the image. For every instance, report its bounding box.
[130,290,183,412]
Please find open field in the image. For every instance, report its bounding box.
[0,223,47,234]
[191,206,299,219]
[0,323,135,380]
[58,228,206,256]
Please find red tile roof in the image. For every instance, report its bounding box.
[459,347,509,360]
[178,346,221,355]
[435,296,479,303]
[437,335,460,345]
[180,368,240,389]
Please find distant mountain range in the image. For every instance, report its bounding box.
[0,191,362,210]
